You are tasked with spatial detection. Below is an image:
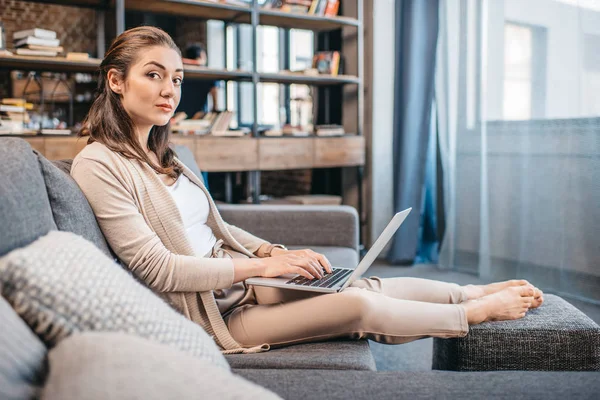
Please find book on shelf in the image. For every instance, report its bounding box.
[323,0,339,16]
[314,124,345,136]
[14,36,60,48]
[13,28,56,41]
[312,51,340,75]
[0,104,26,113]
[66,52,90,61]
[15,48,58,57]
[282,124,311,136]
[22,44,64,52]
[40,128,72,135]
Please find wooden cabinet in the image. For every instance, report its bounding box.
[20,135,365,170]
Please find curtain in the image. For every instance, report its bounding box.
[388,0,440,264]
[436,0,600,302]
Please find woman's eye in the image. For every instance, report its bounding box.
[148,72,160,79]
[174,78,183,86]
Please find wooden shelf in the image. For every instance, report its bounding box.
[0,55,251,82]
[259,72,359,86]
[126,0,251,21]
[183,66,252,81]
[0,55,101,73]
[23,0,109,8]
[258,9,359,31]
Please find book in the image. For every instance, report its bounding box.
[25,44,64,52]
[308,0,320,14]
[66,52,90,61]
[14,36,60,48]
[13,28,56,41]
[40,128,72,135]
[315,124,345,136]
[15,48,58,57]
[0,104,26,113]
[312,51,340,75]
[324,0,339,16]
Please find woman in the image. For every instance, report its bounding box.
[72,27,543,354]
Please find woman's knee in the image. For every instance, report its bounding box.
[349,276,384,293]
[338,289,378,326]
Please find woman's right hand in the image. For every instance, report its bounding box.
[232,253,325,284]
[256,253,325,280]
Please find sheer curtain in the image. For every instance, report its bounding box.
[436,0,600,303]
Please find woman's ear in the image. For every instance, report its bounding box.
[107,68,124,95]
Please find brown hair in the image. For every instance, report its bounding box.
[79,26,182,179]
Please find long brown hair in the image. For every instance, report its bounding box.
[79,26,182,179]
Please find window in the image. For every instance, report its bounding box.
[503,23,533,120]
[583,33,600,117]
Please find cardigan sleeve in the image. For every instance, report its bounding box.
[71,156,235,293]
[223,222,270,255]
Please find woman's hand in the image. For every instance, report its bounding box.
[232,248,333,283]
[258,249,332,280]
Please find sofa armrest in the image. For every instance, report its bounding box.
[217,204,359,250]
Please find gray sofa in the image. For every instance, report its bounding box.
[1,137,599,399]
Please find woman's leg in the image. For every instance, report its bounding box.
[350,276,468,304]
[226,286,469,348]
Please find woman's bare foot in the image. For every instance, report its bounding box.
[461,286,535,325]
[463,279,529,300]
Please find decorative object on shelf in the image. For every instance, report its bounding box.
[312,51,340,75]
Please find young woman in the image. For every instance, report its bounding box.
[72,27,543,354]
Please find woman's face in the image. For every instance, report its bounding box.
[108,45,184,132]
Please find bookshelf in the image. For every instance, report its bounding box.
[0,0,366,247]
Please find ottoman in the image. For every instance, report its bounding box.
[432,294,600,371]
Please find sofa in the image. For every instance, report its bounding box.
[1,137,599,400]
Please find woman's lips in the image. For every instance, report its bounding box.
[157,105,173,112]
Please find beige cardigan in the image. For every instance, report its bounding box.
[71,142,271,354]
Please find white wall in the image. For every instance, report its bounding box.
[369,0,396,253]
[486,0,600,120]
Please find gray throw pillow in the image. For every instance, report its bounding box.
[0,296,47,400]
[42,332,280,400]
[0,231,228,370]
[37,154,112,258]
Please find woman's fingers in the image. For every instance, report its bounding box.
[290,265,314,280]
[314,253,333,273]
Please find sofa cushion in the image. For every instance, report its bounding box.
[226,340,376,371]
[0,231,228,369]
[236,369,600,400]
[42,332,280,400]
[34,155,112,258]
[287,246,359,269]
[0,138,56,257]
[432,294,600,371]
[0,296,47,400]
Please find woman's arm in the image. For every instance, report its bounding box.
[72,156,239,293]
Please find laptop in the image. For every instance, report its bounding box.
[245,208,412,293]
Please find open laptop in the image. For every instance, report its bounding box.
[245,208,411,293]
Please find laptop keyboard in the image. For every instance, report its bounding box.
[286,267,353,288]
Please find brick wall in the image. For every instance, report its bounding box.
[261,169,312,198]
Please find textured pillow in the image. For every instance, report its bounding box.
[0,231,228,370]
[37,154,112,258]
[0,296,47,400]
[42,332,280,400]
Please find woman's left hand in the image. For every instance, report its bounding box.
[270,247,333,275]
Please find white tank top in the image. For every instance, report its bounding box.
[164,174,217,258]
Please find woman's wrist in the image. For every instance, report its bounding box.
[232,258,265,283]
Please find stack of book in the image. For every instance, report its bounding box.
[314,124,345,136]
[210,111,249,136]
[13,28,62,57]
[170,111,213,135]
[0,98,32,134]
[264,0,340,16]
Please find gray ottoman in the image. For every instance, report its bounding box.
[432,294,600,371]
